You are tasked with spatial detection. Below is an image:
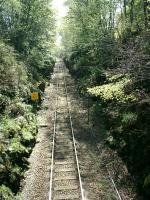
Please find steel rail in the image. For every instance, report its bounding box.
[106,165,122,200]
[63,65,85,200]
[49,70,58,200]
[89,121,122,200]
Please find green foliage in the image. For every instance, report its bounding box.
[0,40,28,99]
[7,102,33,118]
[62,0,119,71]
[107,74,125,83]
[118,0,149,38]
[22,130,34,142]
[0,185,15,200]
[0,102,37,194]
[90,103,104,118]
[121,112,138,126]
[0,0,55,84]
[88,67,106,86]
[88,77,137,103]
[27,48,55,81]
[2,118,21,139]
[0,95,11,114]
[9,138,28,154]
[143,175,150,196]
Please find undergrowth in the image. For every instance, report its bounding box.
[0,102,37,199]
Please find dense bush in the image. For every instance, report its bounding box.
[88,77,137,104]
[27,48,55,81]
[0,185,15,200]
[0,95,11,114]
[0,103,37,196]
[87,73,150,197]
[0,40,28,99]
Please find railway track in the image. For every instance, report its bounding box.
[49,62,84,200]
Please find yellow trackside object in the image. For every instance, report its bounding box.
[31,92,39,101]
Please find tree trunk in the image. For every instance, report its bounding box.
[124,0,127,17]
[143,0,148,27]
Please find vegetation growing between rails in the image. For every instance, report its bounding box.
[0,0,55,198]
[61,0,150,198]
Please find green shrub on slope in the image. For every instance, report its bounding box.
[0,185,15,200]
[0,40,28,99]
[0,103,37,195]
[88,77,137,103]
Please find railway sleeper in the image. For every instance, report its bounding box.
[55,167,76,172]
[54,185,79,191]
[54,189,80,199]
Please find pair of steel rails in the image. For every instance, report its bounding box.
[48,64,85,200]
[48,62,122,200]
